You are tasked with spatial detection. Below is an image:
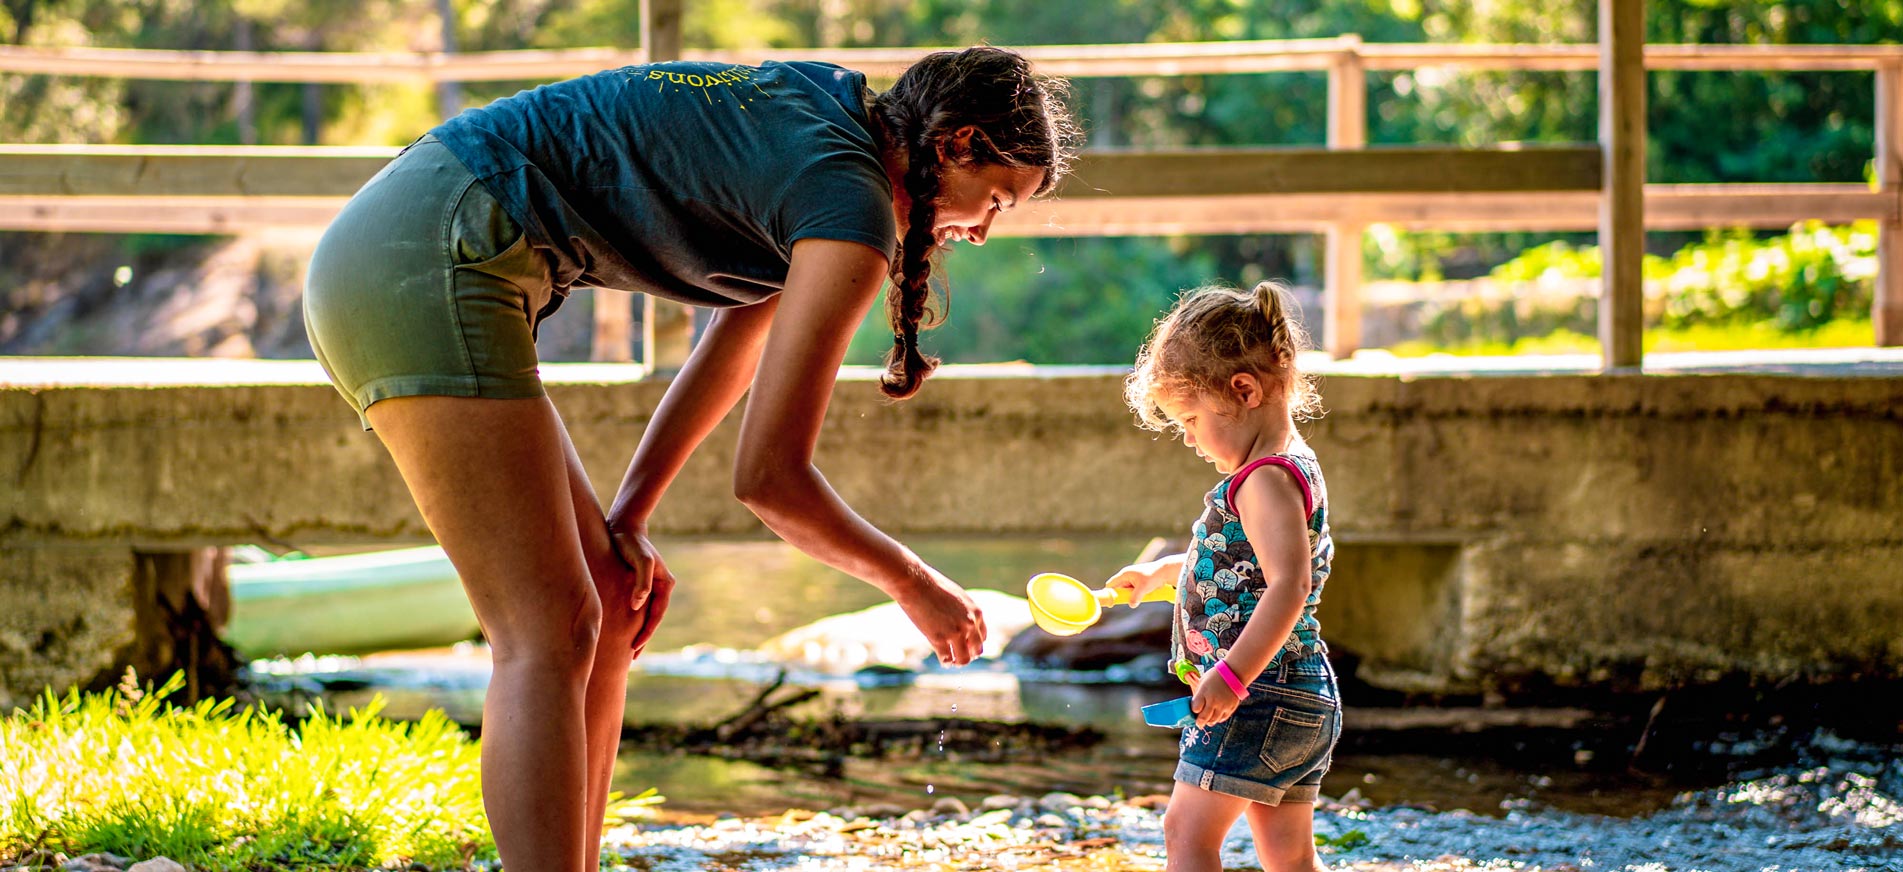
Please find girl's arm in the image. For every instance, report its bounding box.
[1105,552,1187,606]
[729,238,988,666]
[1190,466,1311,726]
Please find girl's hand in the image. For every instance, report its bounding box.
[1190,673,1241,727]
[893,569,988,667]
[1105,562,1167,609]
[608,523,677,656]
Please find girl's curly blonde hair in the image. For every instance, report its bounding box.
[1125,281,1321,432]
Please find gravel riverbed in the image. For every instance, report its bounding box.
[600,761,1902,872]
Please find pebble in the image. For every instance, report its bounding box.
[1034,813,1070,828]
[968,808,1013,828]
[929,796,970,818]
[978,793,1020,811]
[1037,791,1083,813]
[125,860,184,872]
[61,855,130,872]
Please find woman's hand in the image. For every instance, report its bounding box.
[1190,672,1241,727]
[893,569,988,667]
[608,522,676,656]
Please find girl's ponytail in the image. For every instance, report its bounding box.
[1126,281,1322,429]
[1253,281,1320,420]
[1253,280,1293,365]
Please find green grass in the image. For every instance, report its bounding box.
[1382,318,1875,358]
[0,673,494,871]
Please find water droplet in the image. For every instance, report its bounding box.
[926,784,935,794]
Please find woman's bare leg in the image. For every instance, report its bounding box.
[367,395,601,872]
[545,415,656,866]
[1244,800,1326,872]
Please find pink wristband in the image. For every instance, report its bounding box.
[1212,661,1250,700]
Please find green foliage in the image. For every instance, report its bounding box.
[1404,221,1877,352]
[1316,827,1371,851]
[1488,221,1874,327]
[1386,317,1873,357]
[1412,289,1598,350]
[1655,221,1877,331]
[0,673,497,872]
[846,236,1224,366]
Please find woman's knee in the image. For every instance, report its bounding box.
[490,583,602,675]
[596,591,642,645]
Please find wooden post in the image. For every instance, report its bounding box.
[643,0,684,60]
[232,19,257,145]
[1599,0,1646,370]
[1324,36,1366,359]
[1876,62,1903,347]
[435,0,463,121]
[618,0,695,372]
[591,294,636,363]
[643,301,695,377]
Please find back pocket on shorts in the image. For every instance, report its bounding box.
[1258,706,1329,773]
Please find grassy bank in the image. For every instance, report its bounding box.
[0,674,493,871]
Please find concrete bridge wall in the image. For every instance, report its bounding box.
[3,357,1900,708]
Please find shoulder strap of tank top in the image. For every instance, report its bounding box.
[1227,456,1314,521]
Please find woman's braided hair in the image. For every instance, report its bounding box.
[869,46,1077,399]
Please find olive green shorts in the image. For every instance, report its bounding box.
[303,136,562,429]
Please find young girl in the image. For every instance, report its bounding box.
[304,48,1075,872]
[1108,282,1340,872]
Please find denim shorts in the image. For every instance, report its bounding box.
[1175,649,1342,805]
[303,136,562,429]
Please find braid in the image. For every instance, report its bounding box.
[881,116,945,400]
[865,46,1081,400]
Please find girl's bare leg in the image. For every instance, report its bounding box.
[367,395,601,872]
[1244,800,1326,872]
[1162,781,1251,872]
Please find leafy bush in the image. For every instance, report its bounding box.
[1409,221,1878,350]
[1653,221,1876,331]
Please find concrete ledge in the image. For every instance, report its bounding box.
[4,351,1901,699]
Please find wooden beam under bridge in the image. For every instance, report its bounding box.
[2,144,1894,235]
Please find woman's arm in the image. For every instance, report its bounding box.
[603,297,780,614]
[1190,468,1311,726]
[730,237,988,666]
[606,296,780,528]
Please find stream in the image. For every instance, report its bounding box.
[239,536,1901,870]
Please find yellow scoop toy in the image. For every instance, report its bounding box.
[1026,572,1177,637]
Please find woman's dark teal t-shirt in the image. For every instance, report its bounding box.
[430,60,897,308]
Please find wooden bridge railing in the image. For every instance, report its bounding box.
[2,0,1899,365]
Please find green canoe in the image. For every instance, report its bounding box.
[225,546,481,658]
